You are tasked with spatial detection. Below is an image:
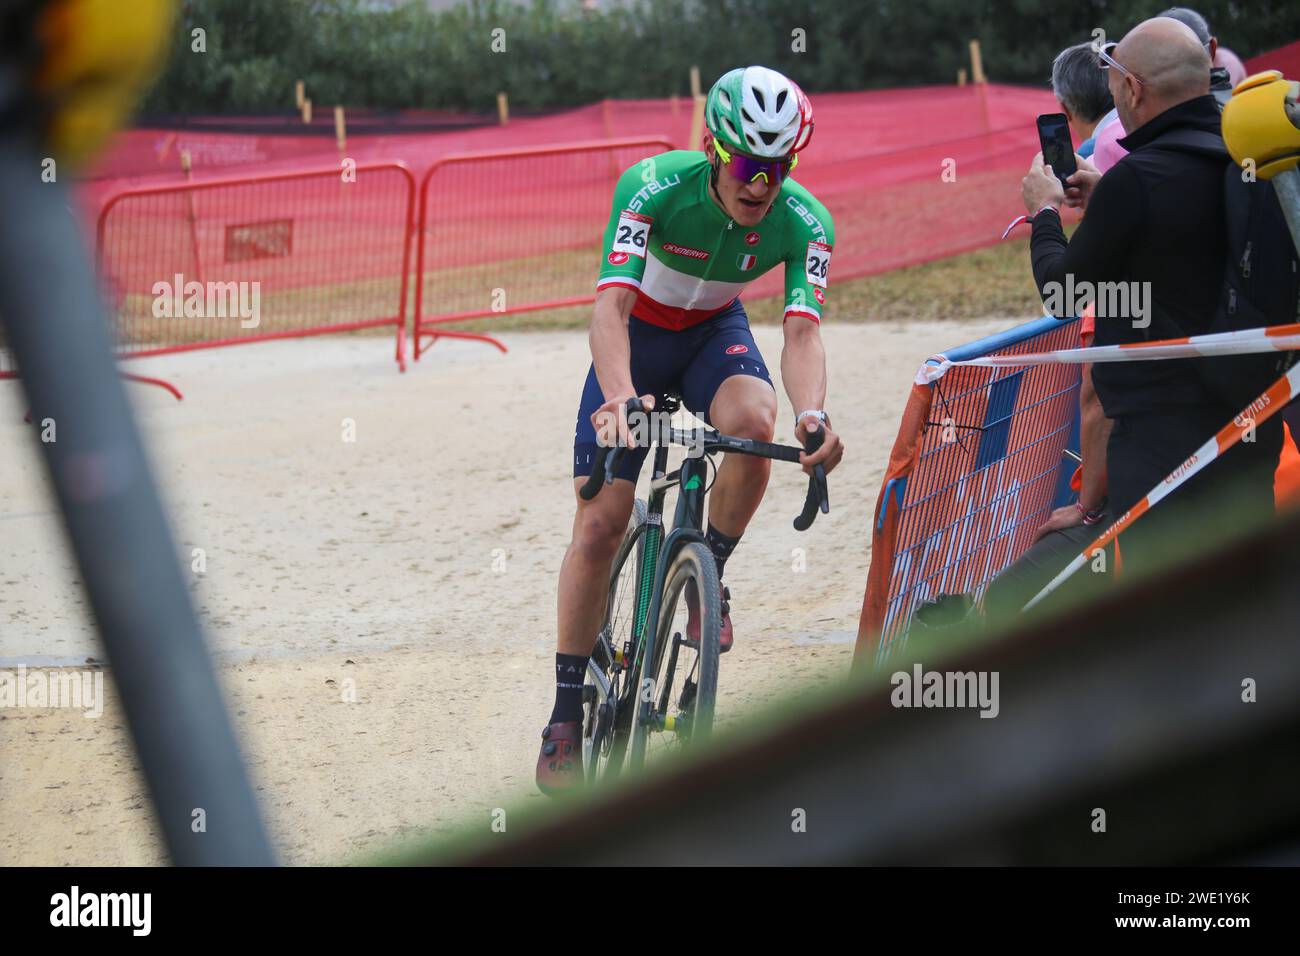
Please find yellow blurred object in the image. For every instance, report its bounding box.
[1222,70,1300,180]
[33,0,176,168]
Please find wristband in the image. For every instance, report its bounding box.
[1000,203,1061,240]
[1077,499,1106,525]
[795,409,827,429]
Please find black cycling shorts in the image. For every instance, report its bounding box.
[572,298,774,482]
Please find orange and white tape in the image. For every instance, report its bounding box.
[916,321,1300,384]
[1021,361,1300,610]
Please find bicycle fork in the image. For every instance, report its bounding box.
[633,447,710,738]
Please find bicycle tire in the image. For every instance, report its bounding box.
[582,498,648,784]
[628,540,721,771]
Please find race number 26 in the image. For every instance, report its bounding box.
[806,241,832,288]
[613,211,653,258]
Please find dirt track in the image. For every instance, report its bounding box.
[0,318,1011,864]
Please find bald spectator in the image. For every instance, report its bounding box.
[1092,7,1244,173]
[1018,17,1283,575]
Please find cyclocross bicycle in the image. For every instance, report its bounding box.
[578,395,829,781]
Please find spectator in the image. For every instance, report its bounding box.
[1016,48,1116,549]
[1019,17,1283,574]
[1050,42,1116,158]
[1160,6,1239,101]
[1213,44,1248,89]
[1089,106,1128,174]
[1092,7,1240,173]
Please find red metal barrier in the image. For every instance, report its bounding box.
[95,161,416,371]
[412,137,675,359]
[0,368,183,401]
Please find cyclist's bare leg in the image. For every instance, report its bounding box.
[556,476,637,657]
[705,374,778,536]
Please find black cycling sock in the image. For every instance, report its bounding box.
[704,523,742,580]
[549,652,588,725]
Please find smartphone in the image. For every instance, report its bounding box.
[1036,113,1078,185]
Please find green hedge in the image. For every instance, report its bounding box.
[142,0,1300,114]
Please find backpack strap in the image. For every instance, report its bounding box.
[1221,162,1252,272]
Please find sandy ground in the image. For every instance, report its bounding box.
[0,317,1013,865]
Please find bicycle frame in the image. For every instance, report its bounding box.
[632,448,710,731]
[591,444,710,755]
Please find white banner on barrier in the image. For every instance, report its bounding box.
[917,321,1300,384]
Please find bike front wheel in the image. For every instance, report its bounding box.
[628,540,721,771]
[582,498,648,785]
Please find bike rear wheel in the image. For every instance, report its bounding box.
[628,540,721,771]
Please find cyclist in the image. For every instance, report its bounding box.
[537,66,844,795]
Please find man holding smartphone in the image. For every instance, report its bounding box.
[1018,17,1283,573]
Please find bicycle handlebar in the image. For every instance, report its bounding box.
[579,398,830,530]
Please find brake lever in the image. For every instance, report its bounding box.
[578,397,644,500]
[579,446,619,500]
[793,428,830,531]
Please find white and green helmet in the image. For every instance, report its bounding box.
[705,66,814,158]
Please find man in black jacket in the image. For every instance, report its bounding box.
[1019,16,1282,573]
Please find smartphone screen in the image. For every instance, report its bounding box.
[1036,113,1078,184]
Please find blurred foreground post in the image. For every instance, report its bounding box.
[0,135,275,866]
[1,0,274,866]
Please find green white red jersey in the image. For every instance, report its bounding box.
[597,150,835,331]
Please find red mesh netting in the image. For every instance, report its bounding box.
[81,83,1058,352]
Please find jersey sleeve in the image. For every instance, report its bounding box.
[783,193,835,324]
[596,160,659,294]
